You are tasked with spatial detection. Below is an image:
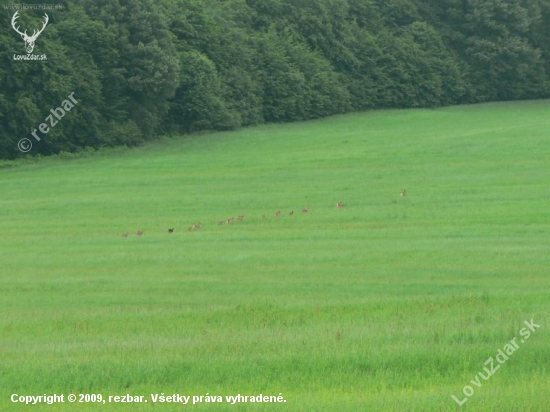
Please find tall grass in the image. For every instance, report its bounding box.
[1,100,549,411]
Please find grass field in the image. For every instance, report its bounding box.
[1,100,549,411]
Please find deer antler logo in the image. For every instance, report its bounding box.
[11,11,49,54]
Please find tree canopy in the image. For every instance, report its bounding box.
[1,0,549,159]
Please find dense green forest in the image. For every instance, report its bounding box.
[1,0,549,159]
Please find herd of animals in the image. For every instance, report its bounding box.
[121,190,407,238]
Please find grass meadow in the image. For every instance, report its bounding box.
[1,100,549,411]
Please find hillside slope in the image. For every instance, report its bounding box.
[1,101,549,411]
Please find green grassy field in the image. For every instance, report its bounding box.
[1,100,549,411]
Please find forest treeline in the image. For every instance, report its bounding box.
[1,0,549,159]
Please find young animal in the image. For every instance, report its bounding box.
[400,189,407,197]
[302,207,310,213]
[336,201,345,208]
[274,211,281,217]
